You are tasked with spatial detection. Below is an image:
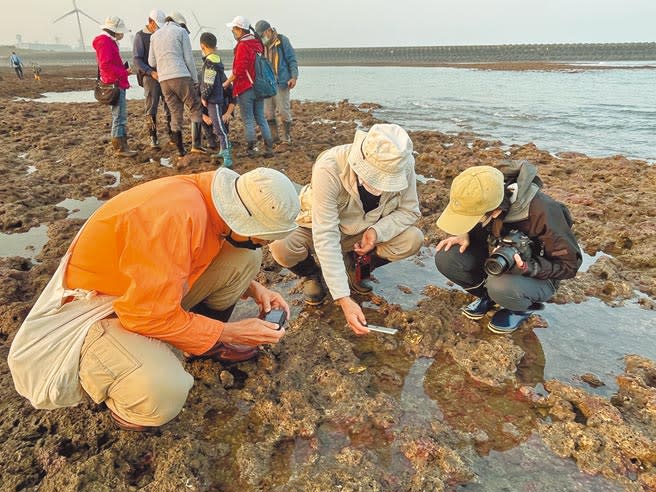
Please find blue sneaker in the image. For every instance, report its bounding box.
[488,309,531,334]
[461,296,497,320]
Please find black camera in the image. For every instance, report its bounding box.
[484,230,533,276]
[263,309,287,330]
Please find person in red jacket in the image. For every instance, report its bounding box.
[223,16,274,158]
[93,17,137,157]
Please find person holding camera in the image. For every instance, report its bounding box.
[9,167,300,432]
[434,162,582,333]
[269,124,423,335]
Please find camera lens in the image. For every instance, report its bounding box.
[484,246,516,276]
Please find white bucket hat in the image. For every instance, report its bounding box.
[148,9,166,28]
[167,11,190,32]
[226,16,251,31]
[212,167,300,240]
[99,16,127,34]
[347,124,414,193]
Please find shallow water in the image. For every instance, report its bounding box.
[0,224,48,260]
[21,66,656,161]
[55,197,105,220]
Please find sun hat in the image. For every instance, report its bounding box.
[226,16,251,31]
[99,17,127,34]
[168,11,190,32]
[436,166,505,235]
[148,9,166,28]
[212,167,300,241]
[347,124,413,193]
[254,20,271,36]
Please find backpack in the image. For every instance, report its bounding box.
[247,52,277,99]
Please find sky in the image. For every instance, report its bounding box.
[2,0,655,50]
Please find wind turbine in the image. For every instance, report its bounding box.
[192,11,215,41]
[53,0,100,52]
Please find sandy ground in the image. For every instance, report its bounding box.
[0,66,655,491]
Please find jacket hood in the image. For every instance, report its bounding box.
[497,160,542,222]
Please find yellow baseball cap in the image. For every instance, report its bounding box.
[436,166,505,235]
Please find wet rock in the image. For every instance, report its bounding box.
[445,337,525,387]
[580,372,606,388]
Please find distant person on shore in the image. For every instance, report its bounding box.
[92,17,137,158]
[434,162,582,333]
[133,9,173,149]
[223,16,274,158]
[255,20,298,144]
[270,124,423,335]
[8,168,301,431]
[10,51,24,80]
[32,62,42,81]
[199,32,235,168]
[149,11,205,156]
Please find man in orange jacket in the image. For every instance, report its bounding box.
[35,167,298,431]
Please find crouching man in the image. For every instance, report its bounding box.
[270,123,424,335]
[9,167,300,431]
[434,162,582,333]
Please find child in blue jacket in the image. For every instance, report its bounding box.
[199,32,235,167]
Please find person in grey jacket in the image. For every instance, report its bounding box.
[255,20,298,144]
[133,9,172,149]
[270,124,424,335]
[148,11,204,156]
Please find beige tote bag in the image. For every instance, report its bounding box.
[8,232,116,409]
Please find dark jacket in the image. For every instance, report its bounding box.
[484,161,582,282]
[132,28,155,86]
[200,53,226,105]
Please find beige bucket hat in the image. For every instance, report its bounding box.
[211,167,300,240]
[347,123,414,193]
[99,16,127,34]
[436,166,505,235]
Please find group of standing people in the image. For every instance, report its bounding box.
[92,10,298,167]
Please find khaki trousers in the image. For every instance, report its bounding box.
[160,76,202,132]
[269,225,424,268]
[79,244,262,426]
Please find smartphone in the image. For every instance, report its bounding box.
[264,309,287,330]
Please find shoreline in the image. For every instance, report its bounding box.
[0,69,655,491]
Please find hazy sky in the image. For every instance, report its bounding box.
[3,0,655,49]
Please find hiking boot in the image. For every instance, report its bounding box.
[488,309,531,334]
[112,136,137,157]
[344,252,390,295]
[461,295,497,320]
[190,122,207,154]
[109,409,151,432]
[268,119,281,144]
[288,255,326,306]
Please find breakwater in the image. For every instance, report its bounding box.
[6,42,656,67]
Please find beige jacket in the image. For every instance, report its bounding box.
[300,143,421,299]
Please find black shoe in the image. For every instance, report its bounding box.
[172,131,186,157]
[488,309,531,334]
[461,295,497,320]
